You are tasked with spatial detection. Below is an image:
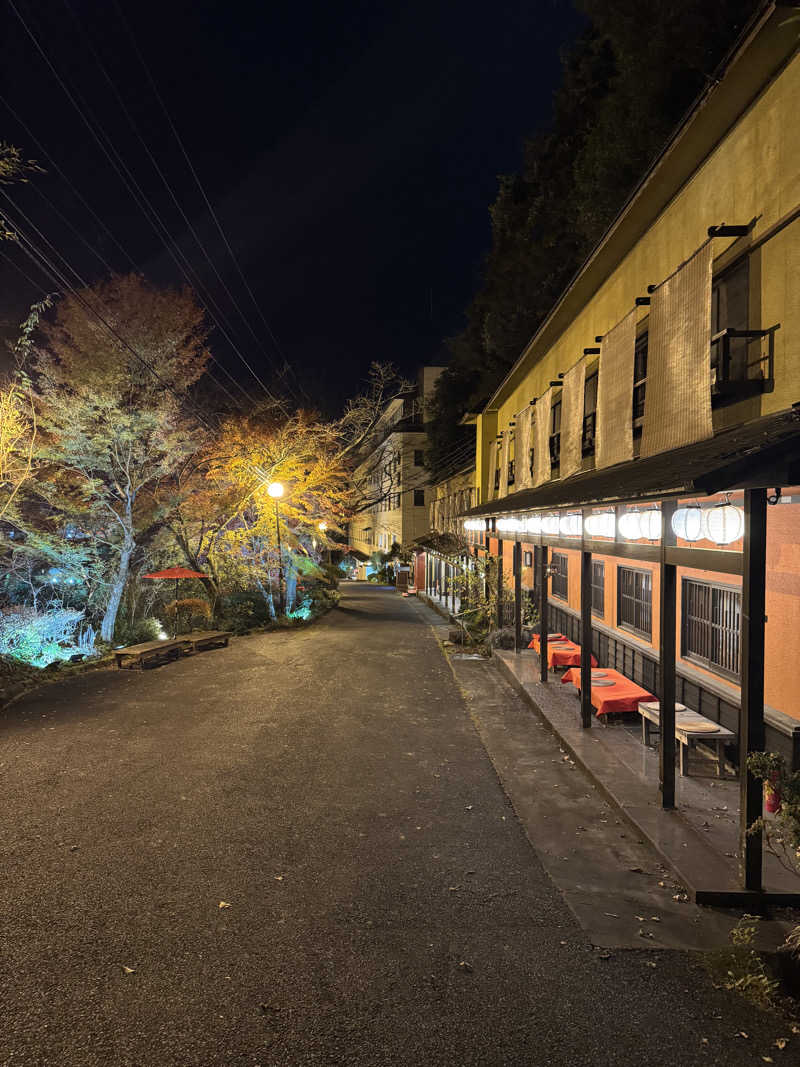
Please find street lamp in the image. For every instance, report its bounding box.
[267,481,285,615]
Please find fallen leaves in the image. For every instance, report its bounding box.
[458,960,473,973]
[218,901,232,909]
[121,965,135,975]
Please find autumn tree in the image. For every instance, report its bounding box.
[0,382,35,523]
[201,409,352,615]
[31,274,211,641]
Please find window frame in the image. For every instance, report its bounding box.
[632,330,648,428]
[413,489,425,507]
[591,559,604,617]
[681,576,741,680]
[617,565,652,640]
[582,372,598,456]
[550,551,568,601]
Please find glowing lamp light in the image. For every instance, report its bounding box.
[267,481,284,499]
[318,521,328,532]
[639,509,662,541]
[584,512,614,538]
[559,513,582,537]
[497,517,524,533]
[541,515,559,536]
[617,510,642,540]
[705,499,744,544]
[525,515,542,534]
[671,506,704,542]
[158,630,169,640]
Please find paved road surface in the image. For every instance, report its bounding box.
[0,584,786,1065]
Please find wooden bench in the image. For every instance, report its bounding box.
[174,630,232,653]
[638,700,736,777]
[114,638,188,670]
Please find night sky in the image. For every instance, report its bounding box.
[1,0,582,412]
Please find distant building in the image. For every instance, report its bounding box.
[348,366,444,573]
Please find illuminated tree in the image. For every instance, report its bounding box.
[201,409,351,615]
[31,274,210,641]
[0,383,35,523]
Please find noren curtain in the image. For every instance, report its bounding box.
[596,309,636,469]
[533,388,552,486]
[640,242,713,457]
[559,359,586,479]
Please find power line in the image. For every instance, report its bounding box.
[0,190,252,412]
[7,0,282,411]
[61,0,302,406]
[0,207,229,430]
[109,0,311,405]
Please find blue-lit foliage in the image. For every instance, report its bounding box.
[0,606,95,668]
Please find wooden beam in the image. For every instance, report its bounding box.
[539,545,549,684]
[740,488,767,892]
[580,547,592,729]
[659,501,677,809]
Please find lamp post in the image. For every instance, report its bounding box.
[318,521,330,564]
[267,481,285,616]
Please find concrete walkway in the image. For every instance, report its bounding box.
[0,584,790,1066]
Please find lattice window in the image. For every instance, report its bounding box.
[618,566,652,638]
[682,578,741,679]
[551,552,568,600]
[591,560,604,616]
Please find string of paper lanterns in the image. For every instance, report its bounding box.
[464,498,744,545]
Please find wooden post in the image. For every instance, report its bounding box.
[513,540,523,652]
[450,561,456,614]
[496,539,504,631]
[539,544,549,683]
[660,500,677,810]
[740,488,767,891]
[580,546,592,728]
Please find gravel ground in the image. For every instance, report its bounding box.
[0,584,790,1065]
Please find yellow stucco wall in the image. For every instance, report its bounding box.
[485,46,799,493]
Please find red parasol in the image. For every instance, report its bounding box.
[143,567,207,634]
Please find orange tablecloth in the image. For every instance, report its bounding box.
[528,634,597,668]
[561,667,654,716]
[527,633,565,652]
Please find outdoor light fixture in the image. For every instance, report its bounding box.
[464,519,482,531]
[267,481,284,498]
[497,517,524,533]
[705,496,744,545]
[638,508,662,541]
[584,512,614,538]
[617,510,642,539]
[318,521,328,531]
[541,514,559,536]
[559,513,582,537]
[671,505,704,542]
[525,515,542,534]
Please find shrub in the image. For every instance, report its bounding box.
[113,616,163,647]
[164,597,212,632]
[0,606,86,667]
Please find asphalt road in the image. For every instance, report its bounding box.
[0,584,788,1065]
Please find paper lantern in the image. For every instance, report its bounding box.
[559,513,582,537]
[584,512,615,538]
[526,515,542,534]
[541,515,559,536]
[617,510,642,540]
[671,506,704,542]
[639,509,662,541]
[705,500,743,544]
